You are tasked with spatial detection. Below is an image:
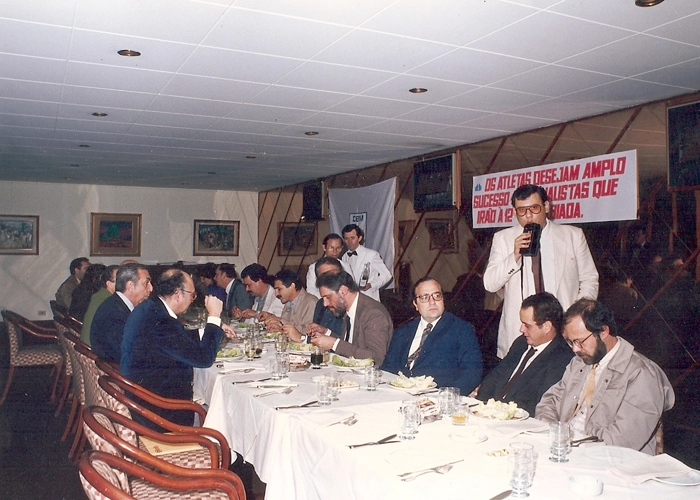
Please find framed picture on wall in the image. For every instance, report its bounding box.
[426,218,458,254]
[0,215,39,255]
[278,222,317,256]
[90,213,141,256]
[193,219,240,256]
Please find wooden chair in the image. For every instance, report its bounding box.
[50,300,83,329]
[53,319,75,416]
[60,325,93,461]
[0,310,63,405]
[79,450,245,500]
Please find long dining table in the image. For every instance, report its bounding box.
[193,344,698,500]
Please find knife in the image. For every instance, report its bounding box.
[489,490,512,500]
[348,434,398,449]
[275,400,319,410]
[232,377,272,385]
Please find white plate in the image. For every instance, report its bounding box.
[388,381,437,393]
[288,350,312,356]
[469,407,529,421]
[653,469,700,486]
[449,431,488,444]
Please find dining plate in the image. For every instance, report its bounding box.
[653,469,700,486]
[388,381,437,393]
[469,407,529,421]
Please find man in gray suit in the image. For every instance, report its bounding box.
[311,271,393,366]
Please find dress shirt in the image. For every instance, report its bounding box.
[331,293,359,351]
[116,291,135,311]
[408,316,442,359]
[507,338,552,380]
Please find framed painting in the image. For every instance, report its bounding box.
[278,222,317,256]
[0,215,39,255]
[194,219,240,256]
[426,218,458,254]
[90,213,141,257]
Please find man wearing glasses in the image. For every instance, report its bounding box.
[381,277,482,394]
[536,299,674,454]
[484,184,598,359]
[121,269,234,429]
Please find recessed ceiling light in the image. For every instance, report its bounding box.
[117,49,141,57]
[78,144,90,148]
[207,171,216,175]
[635,0,664,5]
[246,156,257,159]
[92,112,108,117]
[409,88,428,94]
[69,164,80,167]
[305,131,319,136]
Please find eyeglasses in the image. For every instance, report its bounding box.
[181,289,197,300]
[565,332,594,349]
[514,204,542,217]
[415,292,443,303]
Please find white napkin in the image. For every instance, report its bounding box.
[249,378,298,388]
[219,362,265,373]
[609,453,692,484]
[301,409,355,427]
[487,419,549,438]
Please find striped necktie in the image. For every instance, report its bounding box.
[407,323,433,368]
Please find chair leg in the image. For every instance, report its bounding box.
[50,362,62,403]
[0,366,16,405]
[68,407,84,461]
[55,372,72,417]
[72,430,87,465]
[61,395,79,442]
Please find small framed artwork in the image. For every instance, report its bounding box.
[0,215,39,255]
[426,218,458,254]
[278,222,317,256]
[194,219,240,256]
[90,213,141,257]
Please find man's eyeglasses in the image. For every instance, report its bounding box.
[565,332,594,349]
[181,289,197,300]
[514,204,542,217]
[415,292,443,303]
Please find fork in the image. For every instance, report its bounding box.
[253,387,293,398]
[329,414,357,426]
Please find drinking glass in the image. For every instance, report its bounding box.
[399,400,421,440]
[310,346,323,369]
[451,404,468,425]
[316,376,332,406]
[329,372,342,401]
[276,352,289,379]
[269,357,282,380]
[364,365,380,391]
[438,387,458,416]
[508,456,532,498]
[244,338,256,361]
[549,422,571,463]
[275,333,288,353]
[510,442,536,484]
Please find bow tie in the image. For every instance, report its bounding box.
[346,251,357,257]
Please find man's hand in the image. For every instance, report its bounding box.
[221,323,236,339]
[362,283,371,291]
[311,334,336,350]
[204,295,223,318]
[513,231,532,263]
[306,323,329,336]
[467,385,480,398]
[231,307,243,320]
[238,308,258,320]
[281,324,302,342]
[258,311,275,322]
[264,317,283,333]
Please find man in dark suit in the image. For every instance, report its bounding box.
[121,269,232,429]
[311,271,392,366]
[476,292,573,415]
[90,264,152,363]
[381,277,483,394]
[214,263,253,315]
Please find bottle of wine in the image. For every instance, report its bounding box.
[358,262,370,288]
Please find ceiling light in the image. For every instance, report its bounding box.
[78,144,90,148]
[635,0,664,6]
[69,164,80,168]
[92,112,108,117]
[207,171,216,175]
[117,49,141,57]
[305,131,319,136]
[246,156,257,159]
[409,88,428,94]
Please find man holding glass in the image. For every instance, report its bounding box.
[535,299,674,454]
[484,184,598,359]
[381,278,482,395]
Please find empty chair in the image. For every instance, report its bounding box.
[1,310,63,405]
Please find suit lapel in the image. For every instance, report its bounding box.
[550,223,567,292]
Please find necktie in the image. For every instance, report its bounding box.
[532,252,544,294]
[571,363,598,420]
[496,347,536,400]
[343,316,352,342]
[407,323,433,368]
[346,251,357,257]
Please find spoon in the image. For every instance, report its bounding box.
[401,464,455,481]
[398,459,464,479]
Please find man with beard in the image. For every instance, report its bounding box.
[536,299,674,454]
[310,271,392,366]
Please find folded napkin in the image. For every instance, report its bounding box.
[301,409,355,427]
[487,418,549,438]
[219,362,265,373]
[249,378,298,388]
[609,453,692,484]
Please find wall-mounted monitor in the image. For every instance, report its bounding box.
[668,100,700,191]
[413,153,461,212]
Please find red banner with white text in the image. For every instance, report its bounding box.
[471,150,638,228]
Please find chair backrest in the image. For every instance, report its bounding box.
[60,325,86,405]
[1,310,22,360]
[73,343,107,409]
[53,320,73,377]
[79,451,134,500]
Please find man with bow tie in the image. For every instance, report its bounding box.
[341,223,392,302]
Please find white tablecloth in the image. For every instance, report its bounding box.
[194,352,699,500]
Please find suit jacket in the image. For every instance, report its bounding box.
[90,292,132,363]
[55,275,79,309]
[381,312,483,395]
[333,293,393,366]
[225,279,253,313]
[254,285,284,317]
[312,299,343,338]
[477,334,573,415]
[80,287,111,345]
[536,337,675,455]
[121,297,225,429]
[484,221,598,358]
[280,288,317,333]
[341,245,392,301]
